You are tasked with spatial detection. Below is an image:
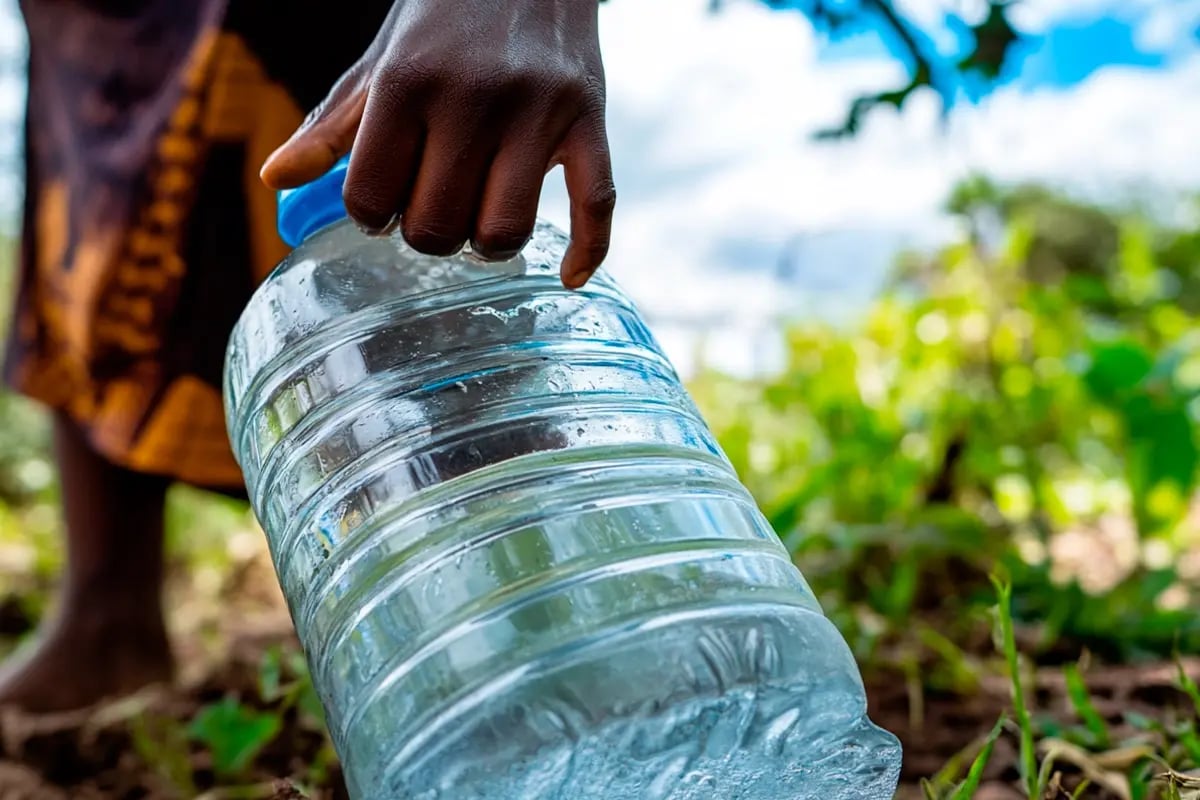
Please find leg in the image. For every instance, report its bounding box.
[0,412,174,712]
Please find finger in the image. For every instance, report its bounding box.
[341,79,426,234]
[400,119,498,257]
[558,115,615,289]
[472,130,560,261]
[261,62,369,190]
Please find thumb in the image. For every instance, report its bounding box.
[260,63,370,190]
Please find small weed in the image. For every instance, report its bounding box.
[260,644,326,728]
[994,576,1043,798]
[953,717,1007,800]
[1064,663,1111,749]
[188,697,283,780]
[129,712,197,797]
[1176,661,1200,718]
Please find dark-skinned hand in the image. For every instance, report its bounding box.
[260,0,614,289]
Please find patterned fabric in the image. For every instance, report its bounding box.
[7,0,392,488]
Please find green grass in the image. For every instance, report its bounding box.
[994,576,1044,797]
[912,577,1200,799]
[1065,663,1112,749]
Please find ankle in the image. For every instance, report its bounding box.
[53,584,167,640]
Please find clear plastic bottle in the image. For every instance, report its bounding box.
[223,157,901,799]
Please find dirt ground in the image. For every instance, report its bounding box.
[0,619,1192,800]
[876,659,1200,799]
[0,547,1193,799]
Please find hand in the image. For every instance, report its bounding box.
[261,0,615,289]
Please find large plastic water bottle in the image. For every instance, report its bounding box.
[223,157,901,800]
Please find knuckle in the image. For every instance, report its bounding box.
[372,57,436,108]
[565,72,605,108]
[397,56,603,115]
[551,71,593,106]
[508,64,555,94]
[581,183,617,220]
[469,61,600,108]
[462,63,513,95]
[455,62,547,109]
[379,55,436,86]
[510,63,581,101]
[301,102,328,129]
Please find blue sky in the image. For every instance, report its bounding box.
[808,0,1198,92]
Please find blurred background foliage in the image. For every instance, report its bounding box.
[690,176,1200,669]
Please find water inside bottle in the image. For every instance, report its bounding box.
[225,221,902,799]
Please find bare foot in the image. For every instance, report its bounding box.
[0,609,174,714]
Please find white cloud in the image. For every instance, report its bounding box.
[1136,0,1200,54]
[537,0,1200,376]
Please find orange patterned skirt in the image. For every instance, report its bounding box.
[6,0,390,489]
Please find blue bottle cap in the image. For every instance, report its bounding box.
[277,154,352,247]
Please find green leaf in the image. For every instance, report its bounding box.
[1177,660,1200,718]
[188,697,282,778]
[1064,663,1111,748]
[1129,759,1157,800]
[950,716,1006,800]
[1084,340,1154,405]
[882,553,919,622]
[1124,397,1199,531]
[1178,728,1200,766]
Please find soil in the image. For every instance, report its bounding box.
[0,573,1193,799]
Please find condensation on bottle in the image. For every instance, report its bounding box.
[223,156,902,799]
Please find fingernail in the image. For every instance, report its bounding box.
[356,213,400,237]
[467,241,521,263]
[565,268,595,289]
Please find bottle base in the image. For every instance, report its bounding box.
[361,605,901,800]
